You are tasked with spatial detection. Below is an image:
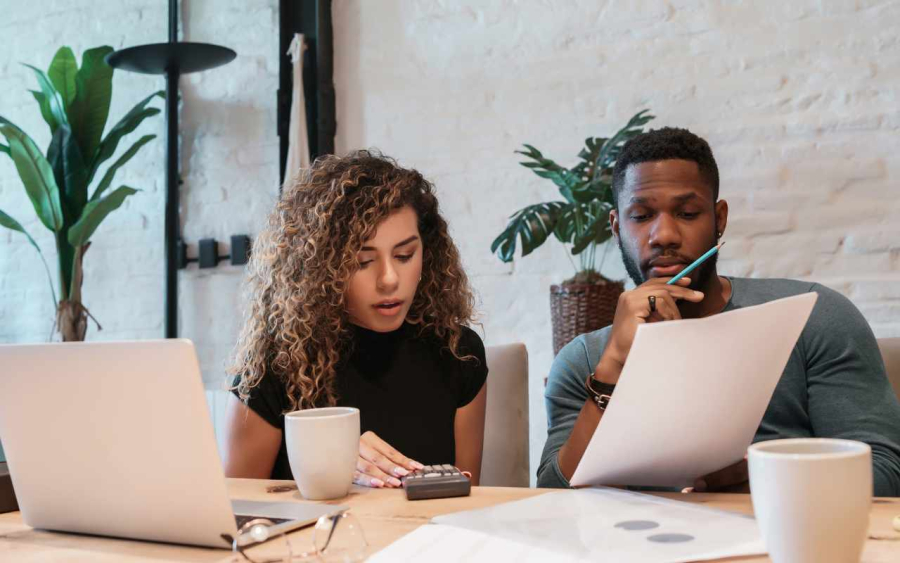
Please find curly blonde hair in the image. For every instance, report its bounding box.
[230,150,477,411]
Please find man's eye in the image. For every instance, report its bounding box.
[680,212,700,219]
[630,214,651,221]
[396,254,414,263]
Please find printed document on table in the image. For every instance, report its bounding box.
[571,292,817,489]
[371,488,765,563]
[366,525,561,563]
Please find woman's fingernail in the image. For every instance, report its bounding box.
[393,467,409,477]
[412,461,425,470]
[370,478,384,488]
[388,477,402,487]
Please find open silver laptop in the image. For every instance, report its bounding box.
[0,339,344,549]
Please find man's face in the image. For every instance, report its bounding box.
[611,159,727,289]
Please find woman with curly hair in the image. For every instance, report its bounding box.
[222,150,488,487]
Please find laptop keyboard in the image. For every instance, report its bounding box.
[235,514,292,529]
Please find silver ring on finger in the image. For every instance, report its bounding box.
[648,295,657,313]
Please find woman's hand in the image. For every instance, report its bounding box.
[354,431,424,488]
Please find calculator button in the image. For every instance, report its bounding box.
[423,472,441,478]
[441,464,455,472]
[422,466,434,473]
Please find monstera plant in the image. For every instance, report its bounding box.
[491,110,655,355]
[491,110,654,279]
[0,46,162,341]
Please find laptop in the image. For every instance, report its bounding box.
[0,339,345,549]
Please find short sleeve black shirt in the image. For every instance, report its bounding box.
[232,323,488,480]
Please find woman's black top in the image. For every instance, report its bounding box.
[233,323,488,480]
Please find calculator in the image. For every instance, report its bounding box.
[401,464,471,501]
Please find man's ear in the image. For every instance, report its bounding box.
[715,199,728,237]
[610,208,620,243]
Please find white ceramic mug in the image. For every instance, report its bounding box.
[748,438,871,563]
[285,407,360,500]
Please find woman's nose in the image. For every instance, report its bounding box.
[377,261,399,290]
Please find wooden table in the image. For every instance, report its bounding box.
[0,479,898,561]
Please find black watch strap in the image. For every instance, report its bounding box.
[585,374,616,411]
[587,374,616,395]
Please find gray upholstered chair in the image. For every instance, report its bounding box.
[877,337,900,403]
[480,343,530,487]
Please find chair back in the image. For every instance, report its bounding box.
[877,337,900,403]
[481,343,530,487]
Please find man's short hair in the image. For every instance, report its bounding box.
[611,127,719,208]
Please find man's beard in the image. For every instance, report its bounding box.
[618,232,719,291]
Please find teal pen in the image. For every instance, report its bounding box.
[666,242,725,285]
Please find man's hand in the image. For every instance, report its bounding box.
[691,457,750,493]
[354,431,424,488]
[593,277,705,384]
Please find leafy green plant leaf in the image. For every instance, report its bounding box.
[89,91,163,183]
[69,46,114,161]
[0,208,58,305]
[47,124,88,223]
[48,46,78,109]
[30,90,60,133]
[595,109,654,171]
[0,143,8,155]
[68,186,138,248]
[24,65,68,134]
[490,201,567,262]
[0,116,25,145]
[91,134,155,202]
[571,208,613,255]
[0,124,64,232]
[516,144,579,204]
[571,179,612,206]
[552,204,586,244]
[578,137,607,164]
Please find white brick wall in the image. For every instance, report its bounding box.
[331,0,900,480]
[3,1,899,478]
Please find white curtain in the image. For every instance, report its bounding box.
[285,33,311,188]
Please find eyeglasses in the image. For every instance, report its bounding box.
[226,511,368,563]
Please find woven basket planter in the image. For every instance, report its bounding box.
[549,280,625,355]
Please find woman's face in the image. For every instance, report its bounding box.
[345,205,423,332]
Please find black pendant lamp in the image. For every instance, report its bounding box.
[106,0,236,339]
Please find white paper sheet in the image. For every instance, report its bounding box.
[371,488,765,563]
[571,292,817,489]
[366,525,562,562]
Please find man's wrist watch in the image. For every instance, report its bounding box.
[585,374,616,411]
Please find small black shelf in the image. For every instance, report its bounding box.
[106,42,236,75]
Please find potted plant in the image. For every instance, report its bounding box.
[491,110,654,354]
[0,46,162,341]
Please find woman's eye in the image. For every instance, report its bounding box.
[395,254,414,263]
[358,259,373,269]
